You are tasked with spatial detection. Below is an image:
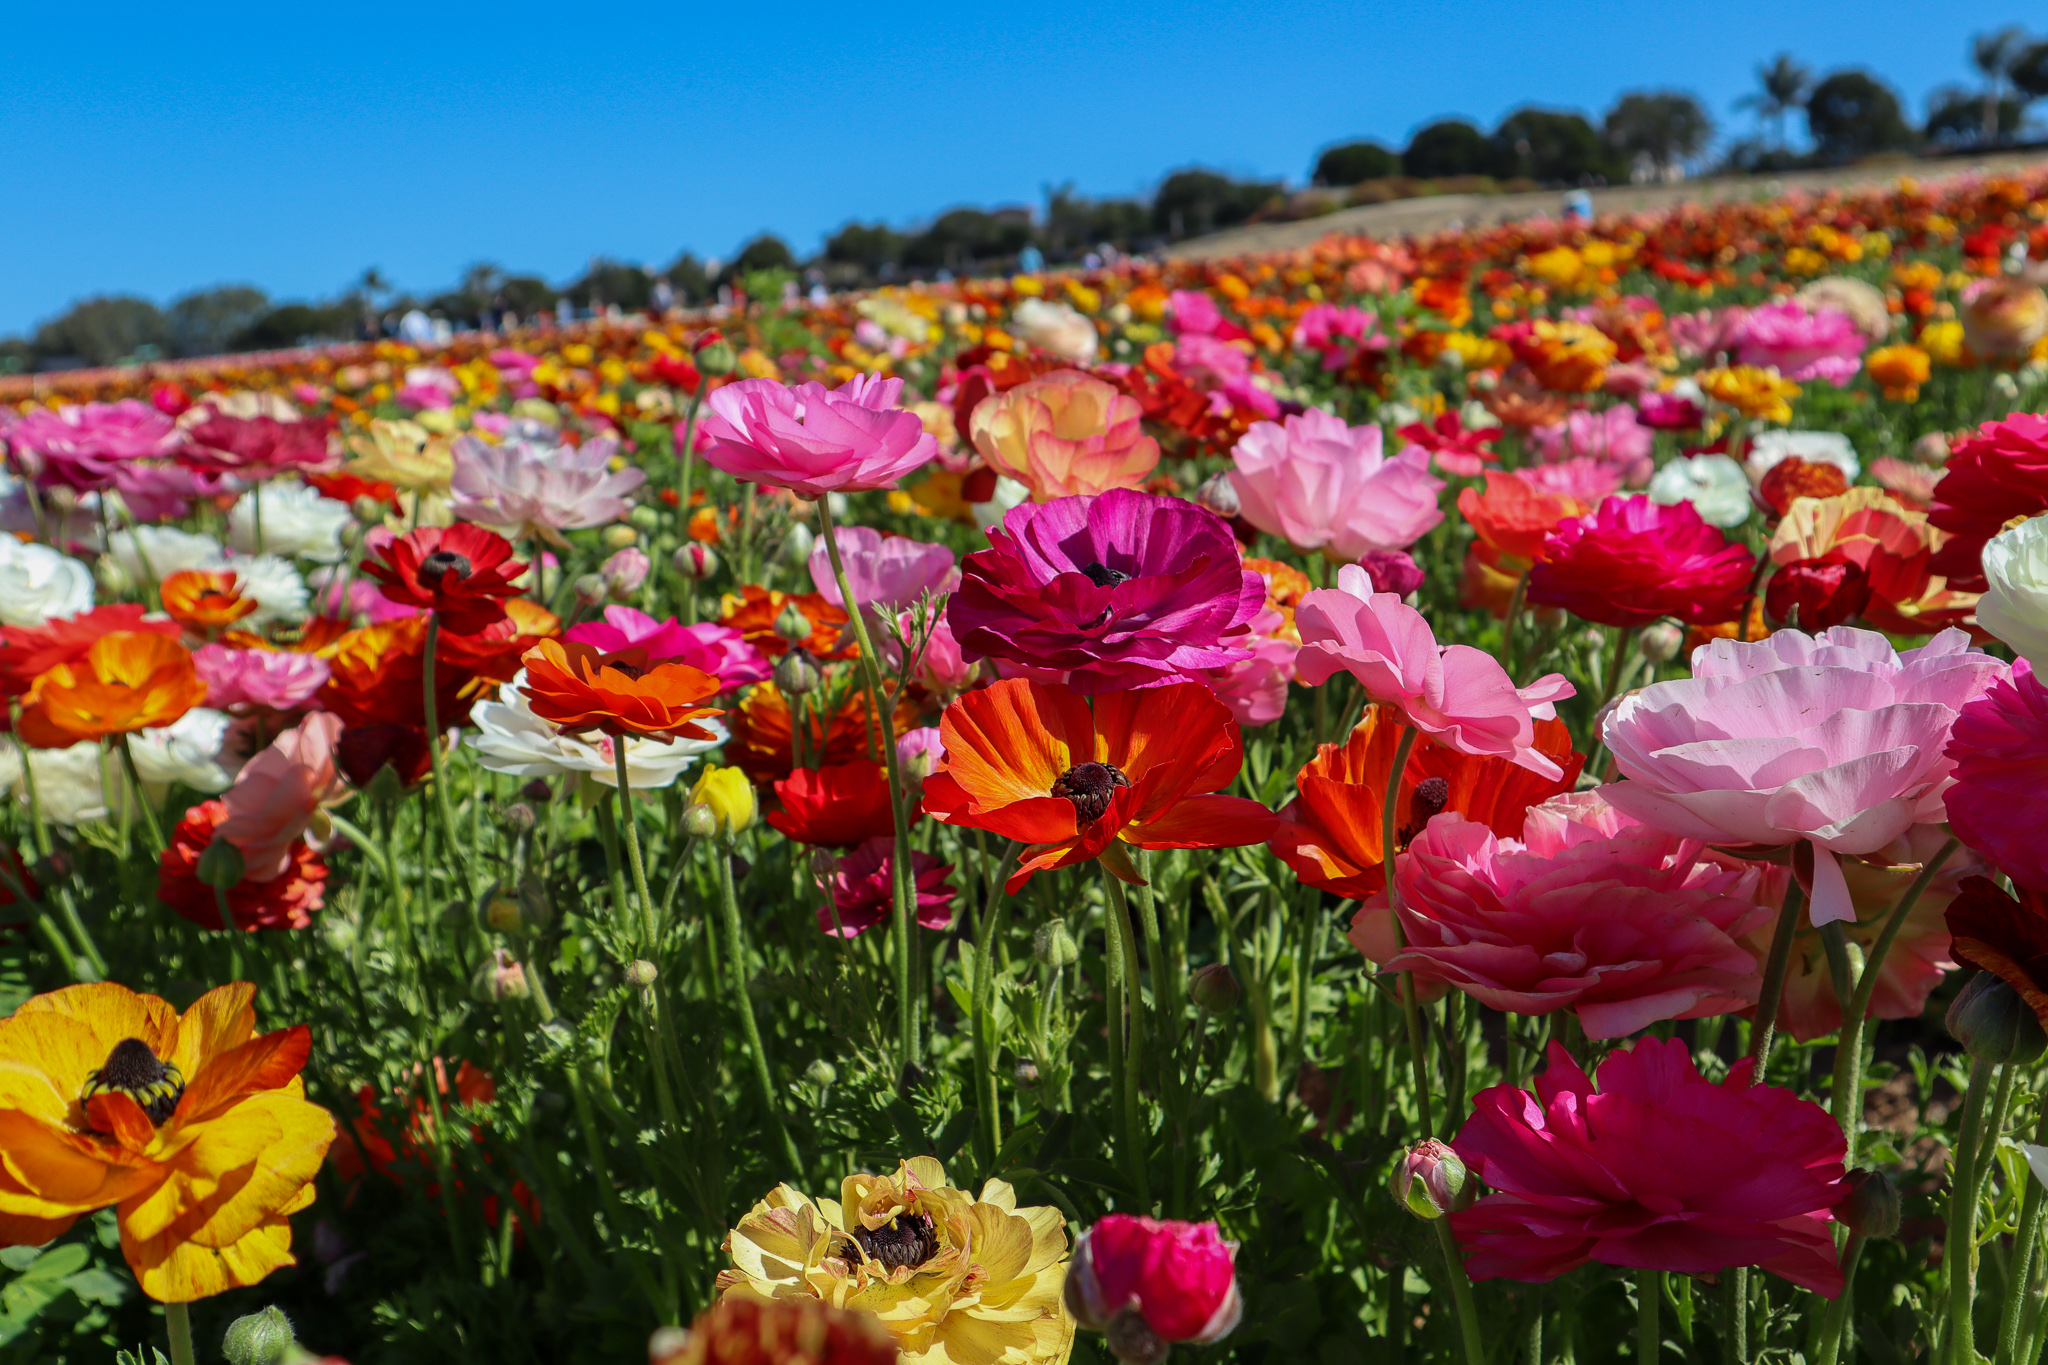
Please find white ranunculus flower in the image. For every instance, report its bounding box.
[127,708,233,794]
[1745,429,1859,484]
[1009,298,1099,364]
[205,554,308,626]
[1980,514,2048,668]
[227,481,353,563]
[971,475,1032,532]
[15,742,113,826]
[101,525,223,596]
[0,538,93,628]
[466,672,726,789]
[1647,454,1754,528]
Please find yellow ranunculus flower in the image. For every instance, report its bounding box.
[1697,365,1802,424]
[1920,320,1970,369]
[346,418,455,494]
[716,1157,1074,1365]
[690,764,756,836]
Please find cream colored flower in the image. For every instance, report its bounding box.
[716,1157,1074,1365]
[346,419,455,494]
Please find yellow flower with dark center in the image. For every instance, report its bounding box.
[717,1157,1073,1365]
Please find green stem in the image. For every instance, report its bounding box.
[421,612,469,892]
[1379,724,1432,1135]
[165,1301,194,1365]
[1998,1109,2048,1365]
[1747,878,1807,1082]
[717,844,802,1174]
[1437,1219,1488,1365]
[613,743,660,952]
[1104,872,1150,1207]
[1947,1056,1997,1365]
[675,380,706,626]
[115,735,165,856]
[970,844,1020,1170]
[1639,1268,1663,1365]
[1815,1234,1868,1365]
[1722,1270,1748,1365]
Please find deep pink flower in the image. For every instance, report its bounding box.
[1065,1214,1242,1346]
[820,836,955,937]
[1398,412,1502,477]
[1292,303,1388,371]
[1732,300,1866,386]
[178,415,332,479]
[1167,290,1223,336]
[1528,405,1653,487]
[1945,661,2048,892]
[1668,305,1751,361]
[2,401,180,491]
[564,606,770,688]
[697,374,937,496]
[1387,790,1772,1036]
[807,525,958,610]
[192,644,332,711]
[1451,1038,1847,1295]
[1603,626,2008,926]
[1228,410,1445,559]
[1295,564,1574,779]
[1359,549,1425,597]
[1637,389,1704,430]
[110,463,225,522]
[1527,495,1753,628]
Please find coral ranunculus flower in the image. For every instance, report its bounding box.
[657,1297,901,1365]
[316,617,476,730]
[1457,472,1589,574]
[17,632,207,748]
[769,760,898,848]
[725,683,915,786]
[1527,495,1754,628]
[0,982,335,1302]
[1451,1039,1847,1295]
[362,523,526,634]
[160,570,258,632]
[920,677,1277,891]
[519,639,723,743]
[158,798,329,932]
[1769,487,1978,635]
[719,585,855,662]
[969,369,1162,501]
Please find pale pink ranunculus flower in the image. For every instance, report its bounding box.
[1228,410,1445,559]
[1667,305,1751,361]
[192,644,332,711]
[219,712,346,880]
[601,546,650,595]
[1520,456,1625,502]
[808,525,958,610]
[1198,607,1298,728]
[1731,300,1866,386]
[1602,626,2009,927]
[1294,564,1575,778]
[1291,303,1387,371]
[450,434,645,545]
[1528,405,1653,487]
[698,374,938,497]
[1385,789,1775,1037]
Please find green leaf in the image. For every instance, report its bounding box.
[0,1247,38,1272]
[883,1097,931,1154]
[60,1268,128,1306]
[21,1244,89,1280]
[933,1108,977,1163]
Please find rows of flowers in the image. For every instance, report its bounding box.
[0,164,2044,1365]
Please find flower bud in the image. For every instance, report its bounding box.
[221,1306,298,1365]
[688,765,755,836]
[774,647,823,696]
[1194,472,1240,518]
[682,802,720,839]
[783,522,816,565]
[625,959,659,989]
[696,339,738,376]
[1188,963,1241,1014]
[1638,621,1685,664]
[517,875,553,931]
[1034,921,1079,968]
[352,495,388,524]
[602,523,640,551]
[1835,1168,1901,1239]
[1102,1313,1170,1365]
[1066,1214,1242,1350]
[895,726,944,785]
[1947,971,2048,1064]
[500,802,537,833]
[1014,1057,1041,1086]
[805,1058,838,1087]
[629,503,662,531]
[773,601,814,645]
[521,777,555,803]
[1390,1139,1471,1220]
[809,847,840,879]
[196,836,246,890]
[674,543,719,580]
[482,891,525,936]
[574,572,609,606]
[602,546,651,596]
[474,948,530,1002]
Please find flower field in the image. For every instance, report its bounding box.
[3,164,2048,1365]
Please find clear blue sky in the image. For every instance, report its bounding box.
[1,1,2020,335]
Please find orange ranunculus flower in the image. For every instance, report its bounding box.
[1457,471,1589,573]
[718,585,853,662]
[1866,344,1931,402]
[920,677,1277,891]
[0,982,335,1302]
[1412,277,1472,327]
[724,681,915,785]
[1769,486,1979,635]
[1511,319,1615,393]
[315,616,475,729]
[1697,365,1801,423]
[17,632,207,749]
[1476,369,1572,430]
[1757,458,1850,517]
[519,639,723,742]
[967,369,1162,501]
[159,571,257,633]
[1268,704,1584,900]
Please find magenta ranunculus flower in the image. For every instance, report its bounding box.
[948,490,1266,694]
[1065,1213,1242,1348]
[697,373,937,497]
[2,400,180,491]
[1732,299,1867,386]
[450,434,645,545]
[564,606,770,688]
[1945,661,2048,893]
[1388,790,1773,1037]
[807,525,959,610]
[1451,1038,1847,1295]
[1527,494,1754,628]
[821,836,956,937]
[1228,410,1444,560]
[1291,302,1388,371]
[1295,564,1575,778]
[1528,405,1653,487]
[178,414,333,479]
[1603,626,2008,927]
[191,644,332,711]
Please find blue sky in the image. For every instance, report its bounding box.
[1,1,2019,335]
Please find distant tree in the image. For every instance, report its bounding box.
[825,223,909,277]
[1972,26,2031,144]
[1312,141,1400,187]
[663,255,710,304]
[569,259,654,312]
[231,303,353,352]
[1150,170,1280,239]
[1401,120,1491,178]
[729,236,795,278]
[2013,41,2048,109]
[32,296,168,367]
[1737,54,1811,151]
[1043,186,1150,259]
[1926,84,2023,146]
[1490,108,1621,184]
[165,286,269,359]
[1805,70,1915,162]
[1603,92,1714,178]
[497,275,558,316]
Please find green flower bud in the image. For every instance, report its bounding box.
[221,1306,297,1365]
[601,523,639,550]
[1033,921,1079,968]
[683,802,721,840]
[1188,963,1242,1014]
[805,1058,838,1087]
[1836,1169,1901,1239]
[696,340,738,376]
[1948,971,2048,1065]
[196,837,246,891]
[774,647,823,696]
[1390,1140,1471,1220]
[773,601,814,644]
[625,959,659,989]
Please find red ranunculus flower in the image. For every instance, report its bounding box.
[1929,412,2048,591]
[336,724,434,789]
[362,524,526,634]
[1527,494,1753,628]
[1764,553,1871,631]
[158,798,328,931]
[768,760,897,847]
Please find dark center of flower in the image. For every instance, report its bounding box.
[851,1213,939,1271]
[1051,762,1131,824]
[84,1038,185,1126]
[1079,561,1131,589]
[1397,777,1452,850]
[418,550,474,587]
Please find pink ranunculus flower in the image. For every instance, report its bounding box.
[600,546,650,595]
[564,605,771,688]
[111,463,225,523]
[1195,606,1299,729]
[1451,1038,1847,1295]
[1637,388,1704,430]
[1945,660,2048,893]
[1387,790,1774,1037]
[1172,335,1281,417]
[192,644,332,712]
[1732,299,1866,386]
[1167,290,1224,336]
[450,434,646,546]
[697,373,938,497]
[1602,626,2009,927]
[1291,303,1388,371]
[2,400,181,491]
[1065,1214,1242,1347]
[1528,405,1653,487]
[219,712,346,880]
[1667,305,1751,361]
[1228,410,1445,560]
[1295,564,1575,778]
[1519,456,1625,502]
[807,525,959,610]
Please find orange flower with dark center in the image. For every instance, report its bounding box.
[17,632,207,748]
[718,585,853,661]
[160,570,257,632]
[1269,704,1584,899]
[725,682,915,785]
[519,639,723,742]
[921,677,1277,891]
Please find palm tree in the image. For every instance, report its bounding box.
[1737,55,1812,151]
[1972,26,2030,144]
